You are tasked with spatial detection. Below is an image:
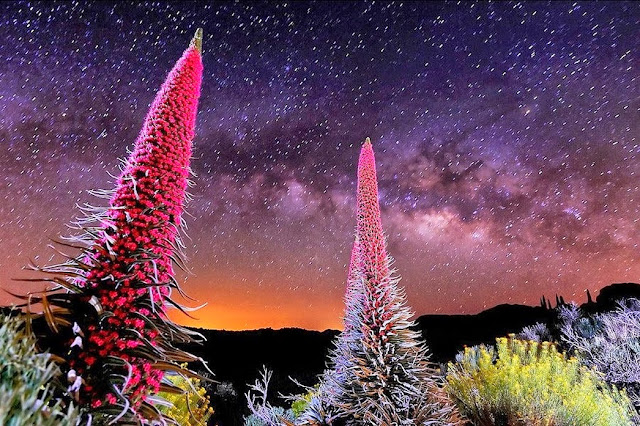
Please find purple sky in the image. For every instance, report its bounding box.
[0,1,639,330]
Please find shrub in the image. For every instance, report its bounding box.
[245,367,295,426]
[446,336,635,426]
[157,366,214,426]
[519,321,554,343]
[557,300,640,411]
[0,311,79,425]
[519,299,640,413]
[290,388,315,418]
[245,408,295,426]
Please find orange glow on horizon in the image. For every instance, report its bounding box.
[168,284,345,331]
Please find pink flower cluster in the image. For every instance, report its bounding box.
[355,138,388,277]
[68,38,203,410]
[354,138,395,341]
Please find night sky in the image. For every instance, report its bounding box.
[0,1,638,331]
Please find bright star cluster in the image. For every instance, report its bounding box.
[0,1,638,330]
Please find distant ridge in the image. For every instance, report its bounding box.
[595,282,640,308]
[415,303,553,363]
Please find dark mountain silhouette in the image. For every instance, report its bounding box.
[187,283,640,425]
[415,304,554,364]
[595,282,640,309]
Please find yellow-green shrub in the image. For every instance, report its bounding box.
[157,368,213,426]
[290,387,315,418]
[446,336,635,426]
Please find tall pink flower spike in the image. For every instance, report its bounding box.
[79,27,204,416]
[298,137,459,424]
[354,137,397,344]
[342,137,390,341]
[20,29,208,424]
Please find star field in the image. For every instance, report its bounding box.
[0,1,639,330]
